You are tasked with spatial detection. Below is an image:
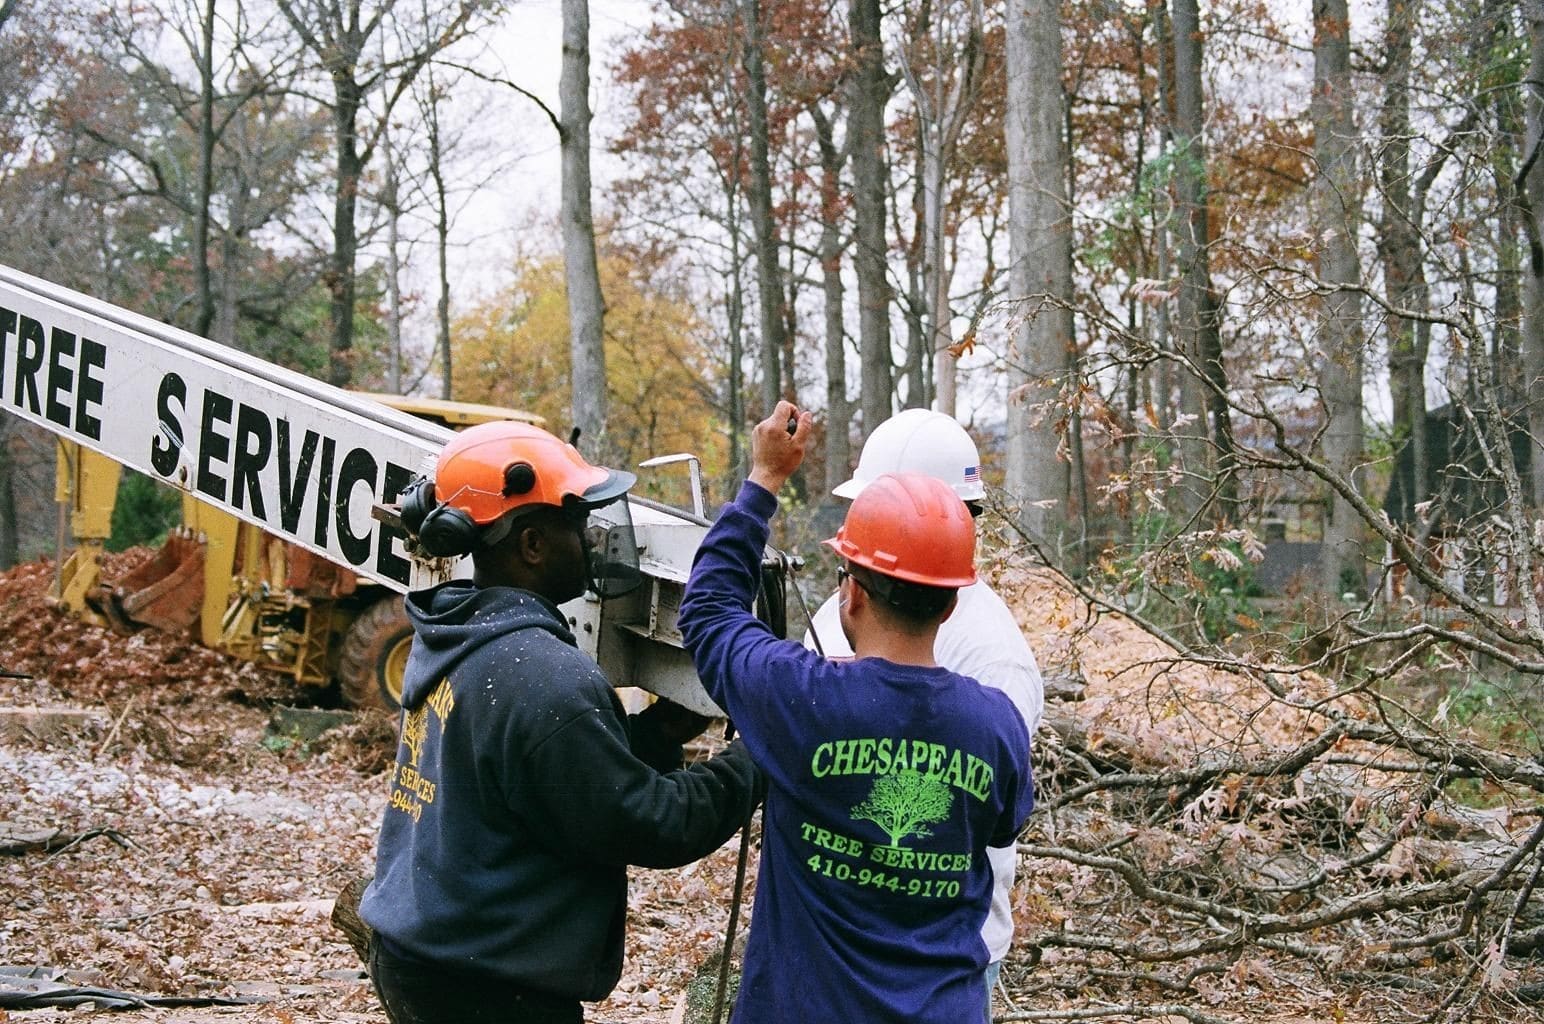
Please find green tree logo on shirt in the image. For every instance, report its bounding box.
[850,769,954,847]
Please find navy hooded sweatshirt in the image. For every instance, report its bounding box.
[359,581,760,1001]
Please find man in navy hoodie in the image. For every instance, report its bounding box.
[680,401,1035,1024]
[359,421,760,1024]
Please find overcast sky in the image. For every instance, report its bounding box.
[433,1,654,297]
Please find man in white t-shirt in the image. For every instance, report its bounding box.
[804,408,1044,1022]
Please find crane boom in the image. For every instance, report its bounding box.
[1,264,446,592]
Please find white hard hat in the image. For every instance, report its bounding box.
[833,408,985,501]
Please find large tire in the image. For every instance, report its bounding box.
[338,596,413,712]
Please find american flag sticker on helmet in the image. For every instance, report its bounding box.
[964,465,980,483]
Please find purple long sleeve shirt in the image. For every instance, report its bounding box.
[680,480,1034,1024]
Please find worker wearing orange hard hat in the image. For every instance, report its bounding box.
[360,420,760,1024]
[680,401,1035,1024]
[807,407,1045,1020]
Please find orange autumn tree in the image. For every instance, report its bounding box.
[451,250,726,504]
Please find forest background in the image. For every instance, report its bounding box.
[2,1,1544,1020]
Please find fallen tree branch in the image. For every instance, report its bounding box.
[1022,830,1540,965]
[100,902,199,930]
[94,696,135,760]
[1042,719,1348,811]
[0,825,136,858]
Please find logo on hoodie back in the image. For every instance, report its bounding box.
[389,677,454,823]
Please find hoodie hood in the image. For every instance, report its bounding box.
[400,581,575,708]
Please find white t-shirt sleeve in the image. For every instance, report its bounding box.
[802,591,855,659]
[935,582,1044,738]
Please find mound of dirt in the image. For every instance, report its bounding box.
[0,552,293,707]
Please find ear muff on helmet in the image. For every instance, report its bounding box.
[399,470,518,559]
[416,503,483,557]
[399,476,438,536]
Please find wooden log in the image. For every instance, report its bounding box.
[1041,667,1087,702]
[331,874,374,963]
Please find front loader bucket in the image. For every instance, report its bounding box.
[93,530,207,634]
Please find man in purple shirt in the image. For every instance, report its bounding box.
[680,402,1035,1023]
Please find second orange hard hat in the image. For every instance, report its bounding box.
[823,472,977,588]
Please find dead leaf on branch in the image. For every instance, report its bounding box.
[946,331,976,358]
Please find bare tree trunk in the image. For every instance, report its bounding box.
[327,81,363,388]
[193,0,216,339]
[813,105,851,496]
[1004,0,1074,546]
[214,185,243,348]
[726,248,746,477]
[1122,8,1154,544]
[381,80,404,394]
[1524,1,1544,509]
[1313,0,1367,596]
[781,175,799,404]
[1494,85,1524,385]
[1378,0,1427,519]
[849,0,893,432]
[706,60,751,489]
[426,72,453,400]
[1170,0,1233,518]
[1152,0,1174,434]
[927,224,955,414]
[712,35,749,483]
[382,189,403,393]
[916,9,947,414]
[901,0,984,418]
[561,0,607,443]
[904,132,928,409]
[740,0,786,414]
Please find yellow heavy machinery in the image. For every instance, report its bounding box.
[49,395,545,710]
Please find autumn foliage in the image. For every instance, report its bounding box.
[450,245,726,490]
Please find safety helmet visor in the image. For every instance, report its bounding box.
[577,468,637,511]
[581,494,642,598]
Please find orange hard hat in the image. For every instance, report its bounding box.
[432,421,634,524]
[822,473,977,588]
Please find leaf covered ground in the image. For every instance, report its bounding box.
[0,553,754,1024]
[1,552,1539,1024]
